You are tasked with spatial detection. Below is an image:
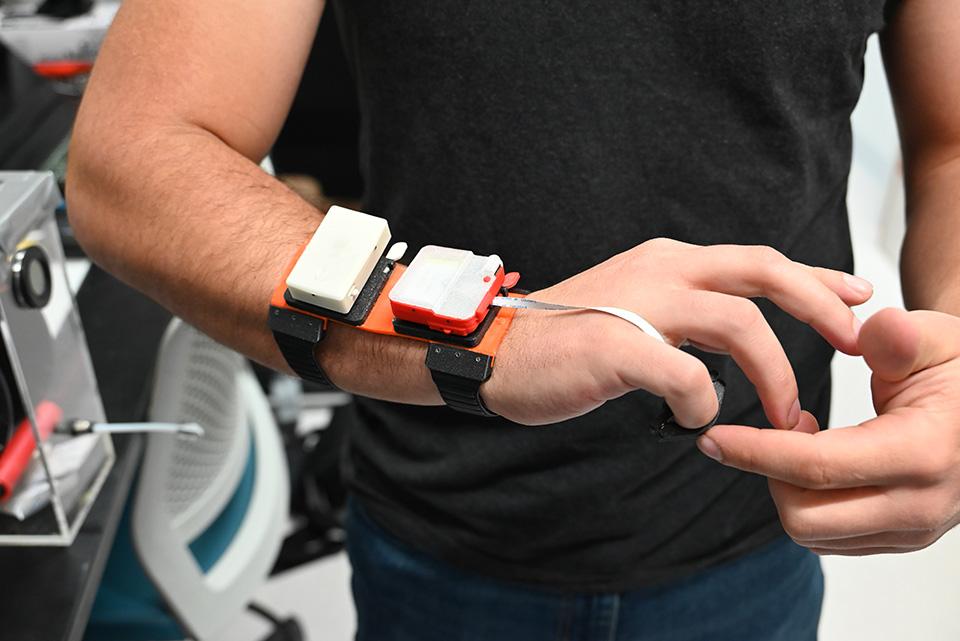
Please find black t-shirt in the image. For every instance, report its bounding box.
[331,0,897,591]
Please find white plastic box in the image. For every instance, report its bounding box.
[285,206,391,314]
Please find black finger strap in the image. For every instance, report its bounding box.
[651,372,725,441]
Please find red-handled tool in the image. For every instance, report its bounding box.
[0,401,62,499]
[32,60,93,80]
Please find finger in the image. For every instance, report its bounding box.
[768,479,920,540]
[615,331,719,429]
[672,291,799,429]
[700,412,926,488]
[860,308,960,382]
[809,546,917,556]
[797,531,936,551]
[807,266,873,306]
[683,245,864,355]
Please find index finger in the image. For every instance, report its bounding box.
[685,245,865,355]
[700,412,924,489]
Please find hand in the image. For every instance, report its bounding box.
[699,307,960,555]
[481,238,871,427]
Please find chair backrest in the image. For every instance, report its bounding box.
[132,319,289,640]
[146,320,249,541]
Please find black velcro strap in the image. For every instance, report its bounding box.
[269,305,337,389]
[425,343,496,417]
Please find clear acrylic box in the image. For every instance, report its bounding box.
[0,171,114,546]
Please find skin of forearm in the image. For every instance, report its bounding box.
[66,123,440,405]
[900,158,960,316]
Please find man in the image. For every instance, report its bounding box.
[67,1,960,639]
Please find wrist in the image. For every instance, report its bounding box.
[314,321,442,405]
[477,304,539,417]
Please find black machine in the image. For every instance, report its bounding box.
[0,41,83,257]
[0,42,77,172]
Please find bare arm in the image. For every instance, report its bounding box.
[882,0,960,315]
[67,0,439,403]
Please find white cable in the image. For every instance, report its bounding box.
[491,297,666,344]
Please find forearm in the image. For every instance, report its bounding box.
[881,0,960,316]
[67,125,440,404]
[900,157,960,316]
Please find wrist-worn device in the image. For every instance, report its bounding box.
[269,207,522,416]
[269,207,724,433]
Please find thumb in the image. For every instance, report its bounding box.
[790,409,821,434]
[696,410,821,475]
[859,308,960,382]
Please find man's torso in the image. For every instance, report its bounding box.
[331,0,894,590]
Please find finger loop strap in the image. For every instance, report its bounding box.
[652,372,726,441]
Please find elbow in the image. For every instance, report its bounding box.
[64,126,119,266]
[64,152,94,257]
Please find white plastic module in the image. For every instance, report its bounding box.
[286,206,391,314]
[389,246,503,323]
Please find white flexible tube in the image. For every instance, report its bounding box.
[491,297,666,344]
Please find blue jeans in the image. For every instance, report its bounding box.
[346,499,823,641]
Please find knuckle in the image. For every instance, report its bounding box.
[727,298,765,335]
[721,302,783,370]
[733,443,759,472]
[809,266,834,286]
[780,511,814,541]
[573,384,611,414]
[755,246,791,283]
[802,448,834,489]
[755,245,787,267]
[913,529,941,549]
[666,360,711,400]
[639,237,678,254]
[912,500,948,532]
[914,449,953,483]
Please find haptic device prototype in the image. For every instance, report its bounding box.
[389,245,506,337]
[269,207,723,436]
[270,206,519,416]
[285,207,391,314]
